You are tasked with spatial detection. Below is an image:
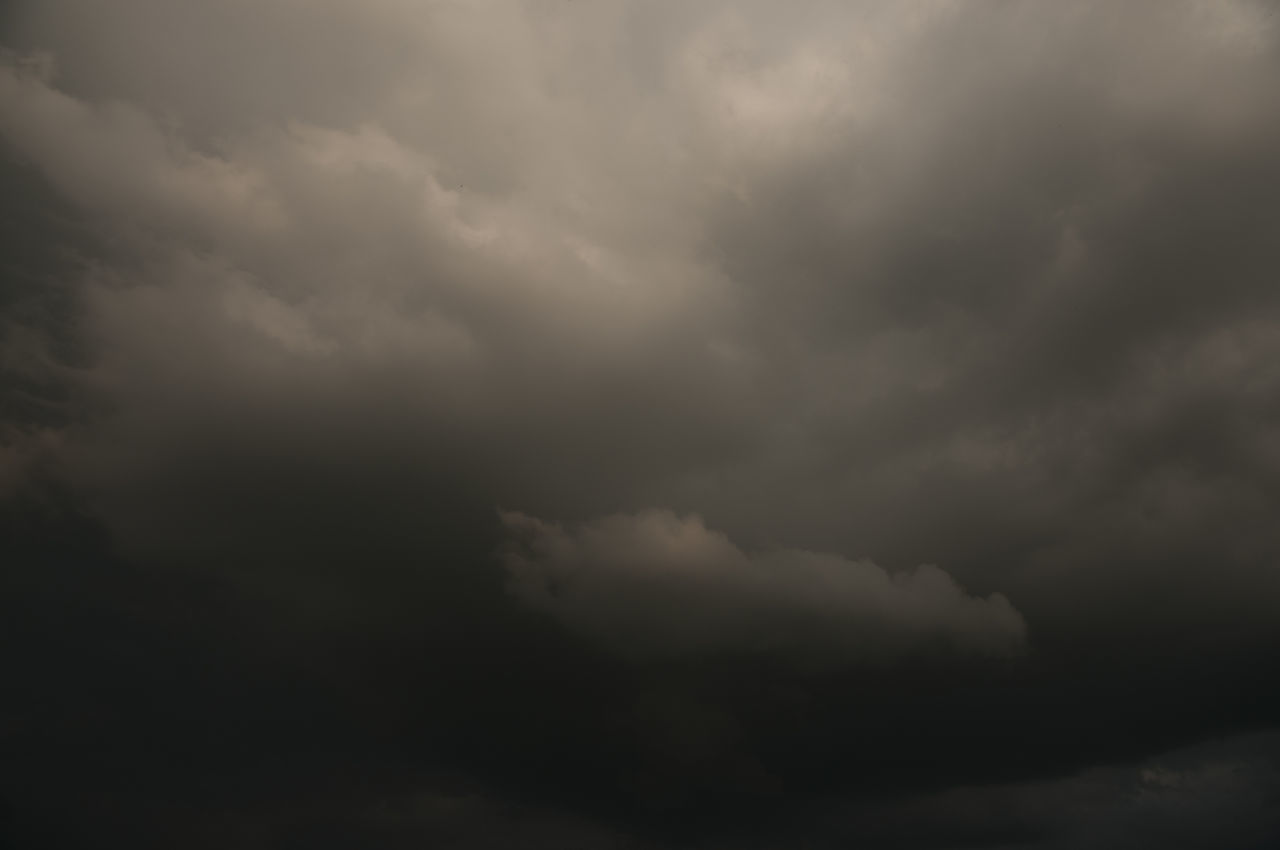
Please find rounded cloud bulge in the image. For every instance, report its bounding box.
[501,509,1028,665]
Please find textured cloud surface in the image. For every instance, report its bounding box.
[502,510,1026,662]
[4,1,1280,847]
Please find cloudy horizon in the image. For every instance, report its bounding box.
[3,1,1280,847]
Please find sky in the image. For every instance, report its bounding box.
[2,1,1280,847]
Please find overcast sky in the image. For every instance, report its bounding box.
[3,1,1280,847]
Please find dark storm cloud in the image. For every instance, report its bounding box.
[3,1,1280,847]
[758,729,1280,850]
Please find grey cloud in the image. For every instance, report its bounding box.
[501,509,1026,663]
[6,2,1278,578]
[4,0,1280,845]
[0,44,758,555]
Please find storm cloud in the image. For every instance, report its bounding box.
[3,1,1280,847]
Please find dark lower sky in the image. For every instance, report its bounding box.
[3,2,1280,847]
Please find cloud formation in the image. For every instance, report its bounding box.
[501,509,1026,663]
[4,0,1280,846]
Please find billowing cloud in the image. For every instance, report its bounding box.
[4,0,1280,846]
[501,509,1026,663]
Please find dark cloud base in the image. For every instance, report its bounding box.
[4,485,1279,848]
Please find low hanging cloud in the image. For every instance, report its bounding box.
[500,509,1027,664]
